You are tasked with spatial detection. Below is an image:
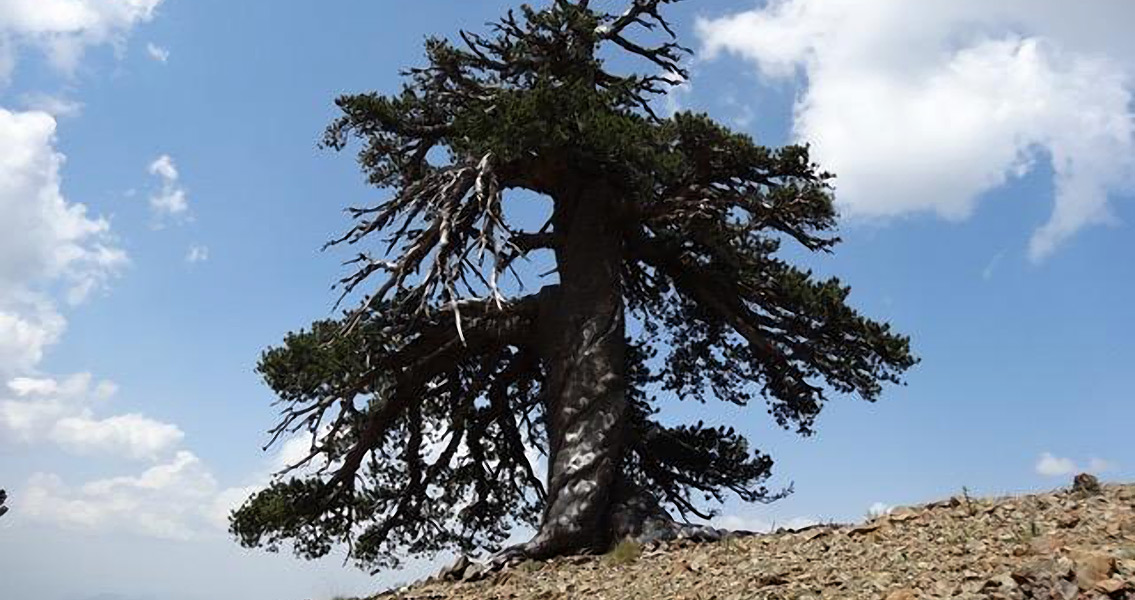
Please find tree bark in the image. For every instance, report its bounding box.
[487,185,726,563]
[522,181,630,558]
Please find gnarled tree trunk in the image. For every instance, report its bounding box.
[524,182,631,557]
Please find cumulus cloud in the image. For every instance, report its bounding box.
[51,414,184,460]
[145,42,168,62]
[0,0,164,82]
[697,0,1135,260]
[5,374,270,539]
[22,451,227,540]
[0,373,183,460]
[0,295,66,375]
[147,154,189,222]
[18,446,273,540]
[1035,451,1115,477]
[0,108,127,374]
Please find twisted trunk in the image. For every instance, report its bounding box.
[524,181,630,557]
[489,183,723,562]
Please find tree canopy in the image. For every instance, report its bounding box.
[231,0,917,571]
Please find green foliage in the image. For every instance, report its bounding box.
[233,309,546,569]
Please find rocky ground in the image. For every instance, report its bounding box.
[363,476,1135,600]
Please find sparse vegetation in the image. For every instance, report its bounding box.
[603,539,642,566]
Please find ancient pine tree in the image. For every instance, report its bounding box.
[230,0,917,570]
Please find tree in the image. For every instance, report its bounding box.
[230,0,917,571]
[0,489,7,519]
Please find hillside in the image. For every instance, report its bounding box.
[364,477,1134,600]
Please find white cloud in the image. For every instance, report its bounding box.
[147,153,189,222]
[697,0,1135,261]
[712,513,817,533]
[867,502,893,518]
[1035,451,1115,477]
[19,449,267,540]
[0,372,98,440]
[0,108,127,374]
[274,433,318,472]
[186,244,209,264]
[1,373,182,460]
[1035,452,1079,477]
[145,41,168,62]
[18,92,83,118]
[0,294,66,374]
[50,413,184,460]
[21,451,229,540]
[0,0,164,82]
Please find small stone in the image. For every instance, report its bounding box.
[884,589,917,600]
[987,573,1018,590]
[1057,579,1080,600]
[753,572,789,587]
[687,556,708,572]
[1071,550,1115,589]
[1057,555,1076,577]
[1094,578,1126,594]
[1056,514,1080,529]
[1117,559,1135,576]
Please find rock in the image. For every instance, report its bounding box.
[1094,578,1126,594]
[889,508,921,522]
[1056,514,1081,529]
[800,527,832,542]
[1073,473,1103,496]
[986,572,1018,590]
[752,572,789,587]
[1071,550,1115,589]
[884,588,917,600]
[438,556,471,581]
[1057,579,1081,600]
[848,522,882,536]
[1030,534,1065,555]
[1117,559,1135,577]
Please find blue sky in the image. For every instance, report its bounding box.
[0,1,1132,599]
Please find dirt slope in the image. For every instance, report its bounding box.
[366,480,1135,600]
